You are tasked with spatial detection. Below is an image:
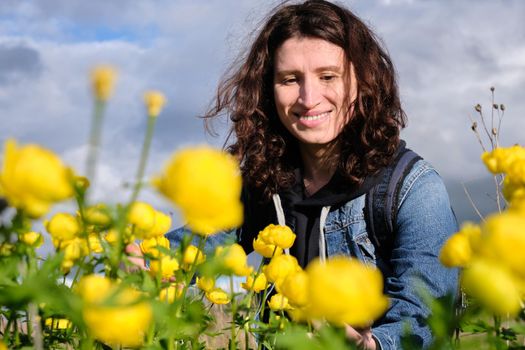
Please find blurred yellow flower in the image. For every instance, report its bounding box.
[258,224,296,249]
[140,236,170,258]
[154,146,243,236]
[46,212,80,242]
[144,90,166,117]
[306,256,388,327]
[149,256,179,279]
[241,273,267,292]
[268,293,291,311]
[481,145,525,174]
[479,211,525,278]
[278,270,308,308]
[142,210,172,239]
[84,204,111,227]
[62,238,89,262]
[45,318,72,330]
[0,139,73,218]
[0,340,7,350]
[263,254,301,287]
[91,65,116,101]
[77,275,152,348]
[105,226,135,245]
[461,259,522,316]
[216,243,252,276]
[20,231,43,247]
[159,284,183,303]
[287,307,308,323]
[87,234,104,254]
[205,287,230,305]
[196,276,215,292]
[439,222,480,268]
[253,236,283,258]
[182,245,206,270]
[128,201,156,232]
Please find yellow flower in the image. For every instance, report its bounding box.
[216,244,252,276]
[278,270,309,308]
[268,293,292,311]
[91,65,116,101]
[478,211,525,278]
[0,340,7,350]
[439,222,480,268]
[140,236,170,258]
[258,224,296,249]
[142,210,172,239]
[241,273,267,292]
[62,238,89,261]
[87,234,104,253]
[105,226,135,245]
[196,276,215,292]
[77,275,152,348]
[0,139,73,217]
[20,231,43,247]
[182,245,206,270]
[461,259,522,316]
[45,212,80,242]
[159,284,183,303]
[253,236,283,258]
[84,204,111,227]
[45,318,72,330]
[154,146,243,236]
[144,90,166,117]
[306,256,388,327]
[205,287,230,305]
[149,256,179,278]
[287,307,308,323]
[128,201,156,232]
[263,254,301,287]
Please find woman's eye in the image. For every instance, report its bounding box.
[321,75,336,81]
[282,77,297,85]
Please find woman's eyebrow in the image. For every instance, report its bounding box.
[274,65,343,76]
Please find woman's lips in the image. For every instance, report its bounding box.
[294,111,331,128]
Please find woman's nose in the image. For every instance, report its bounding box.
[297,78,321,109]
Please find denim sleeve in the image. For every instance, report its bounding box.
[372,162,459,350]
[165,226,238,254]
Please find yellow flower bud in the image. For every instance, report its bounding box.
[46,213,80,242]
[149,256,179,279]
[216,243,252,276]
[91,65,117,101]
[439,229,475,268]
[141,210,172,239]
[253,236,282,258]
[77,275,152,348]
[20,231,43,247]
[139,236,170,258]
[263,254,301,287]
[268,293,291,311]
[205,287,230,305]
[461,259,522,316]
[128,202,156,233]
[241,273,267,292]
[144,90,166,117]
[278,270,309,308]
[258,224,296,249]
[182,245,206,270]
[45,318,72,330]
[154,146,243,236]
[0,139,73,218]
[84,204,111,227]
[306,256,388,327]
[196,276,215,292]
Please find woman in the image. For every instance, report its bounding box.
[167,1,458,349]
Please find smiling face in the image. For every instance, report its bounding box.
[273,36,357,152]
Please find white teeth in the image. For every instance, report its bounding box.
[299,112,330,120]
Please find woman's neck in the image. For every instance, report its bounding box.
[299,141,341,195]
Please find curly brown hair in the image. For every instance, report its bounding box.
[205,0,406,200]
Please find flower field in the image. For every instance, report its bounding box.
[0,68,524,349]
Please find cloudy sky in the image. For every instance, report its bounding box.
[1,0,524,227]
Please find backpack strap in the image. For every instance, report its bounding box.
[365,148,422,264]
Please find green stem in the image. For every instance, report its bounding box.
[86,100,106,184]
[129,116,157,205]
[230,276,237,350]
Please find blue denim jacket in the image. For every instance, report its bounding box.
[166,159,459,349]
